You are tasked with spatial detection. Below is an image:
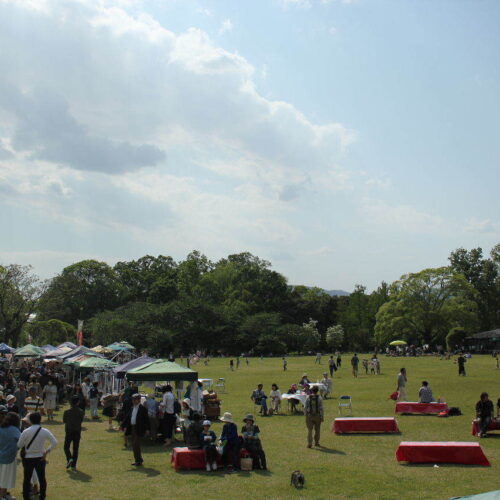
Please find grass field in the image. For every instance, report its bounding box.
[15,354,500,500]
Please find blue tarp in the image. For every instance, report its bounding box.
[113,355,156,379]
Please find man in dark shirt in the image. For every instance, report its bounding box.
[457,353,466,376]
[63,396,84,470]
[475,392,494,437]
[185,413,203,449]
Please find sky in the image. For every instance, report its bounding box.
[0,0,499,292]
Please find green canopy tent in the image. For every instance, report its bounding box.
[126,359,198,382]
[77,357,117,370]
[13,344,45,357]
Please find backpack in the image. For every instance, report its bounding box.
[291,470,305,488]
[448,407,462,416]
[306,395,320,416]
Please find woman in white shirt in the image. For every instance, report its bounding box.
[269,384,281,415]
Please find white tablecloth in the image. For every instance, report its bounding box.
[281,393,308,405]
[308,383,327,392]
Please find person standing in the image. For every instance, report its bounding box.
[229,359,234,371]
[0,412,21,500]
[315,353,322,364]
[63,396,84,471]
[282,357,287,371]
[6,395,19,414]
[336,352,342,368]
[305,386,324,448]
[475,392,493,438]
[42,380,57,422]
[189,382,203,418]
[161,385,176,447]
[457,353,467,376]
[88,382,99,420]
[144,394,159,442]
[320,373,332,399]
[397,368,407,402]
[328,356,336,377]
[236,357,240,369]
[18,412,58,500]
[14,383,28,417]
[351,354,359,378]
[121,394,149,466]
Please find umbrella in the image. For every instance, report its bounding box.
[389,340,407,346]
[0,343,13,354]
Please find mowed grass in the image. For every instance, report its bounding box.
[15,354,500,500]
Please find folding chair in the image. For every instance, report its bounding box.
[338,395,352,415]
[215,377,226,393]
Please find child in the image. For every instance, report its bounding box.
[200,420,217,471]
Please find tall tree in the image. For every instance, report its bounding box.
[0,265,44,346]
[374,267,479,347]
[448,246,500,331]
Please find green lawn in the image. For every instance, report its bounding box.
[17,354,500,500]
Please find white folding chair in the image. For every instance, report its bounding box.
[338,395,352,415]
[215,377,226,393]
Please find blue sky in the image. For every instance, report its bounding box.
[0,0,498,291]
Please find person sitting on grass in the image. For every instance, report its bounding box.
[475,392,494,438]
[418,381,434,403]
[200,420,217,472]
[220,412,240,472]
[241,414,267,470]
[251,384,268,416]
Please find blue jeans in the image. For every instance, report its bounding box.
[256,398,267,412]
[479,416,491,435]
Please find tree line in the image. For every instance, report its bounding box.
[0,245,498,355]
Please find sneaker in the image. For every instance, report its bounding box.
[66,459,73,469]
[212,462,217,471]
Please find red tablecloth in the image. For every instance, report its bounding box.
[396,441,490,466]
[171,447,247,471]
[332,417,400,434]
[471,419,500,436]
[395,402,449,414]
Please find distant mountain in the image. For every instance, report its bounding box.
[324,289,350,297]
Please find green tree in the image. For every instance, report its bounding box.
[374,267,479,347]
[0,264,44,346]
[446,326,467,351]
[26,319,76,346]
[326,324,344,351]
[37,260,123,325]
[301,318,321,352]
[448,246,500,331]
[339,285,373,351]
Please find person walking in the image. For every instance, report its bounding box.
[305,386,324,448]
[351,354,359,378]
[121,394,149,466]
[0,412,21,500]
[42,380,57,422]
[63,396,84,471]
[397,368,407,402]
[229,359,234,371]
[328,356,336,377]
[18,412,57,500]
[457,353,467,376]
[282,357,287,371]
[336,352,342,368]
[88,382,100,420]
[14,383,28,418]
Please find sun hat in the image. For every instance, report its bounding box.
[6,395,15,403]
[183,398,191,404]
[220,412,234,423]
[243,414,255,423]
[202,420,211,426]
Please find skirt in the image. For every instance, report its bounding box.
[44,398,56,410]
[0,461,17,489]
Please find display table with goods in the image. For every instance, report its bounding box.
[395,402,449,415]
[396,441,490,466]
[471,418,500,436]
[171,447,248,471]
[332,417,400,434]
[203,391,221,420]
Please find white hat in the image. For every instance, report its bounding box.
[202,420,211,426]
[220,412,234,423]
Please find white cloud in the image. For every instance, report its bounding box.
[463,218,497,234]
[218,18,233,35]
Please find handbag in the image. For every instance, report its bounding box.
[20,426,42,460]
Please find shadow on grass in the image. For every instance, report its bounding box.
[66,470,92,482]
[129,466,161,477]
[314,446,345,455]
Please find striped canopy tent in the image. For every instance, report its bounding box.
[126,359,198,382]
[41,344,55,352]
[13,344,45,357]
[43,346,73,358]
[59,346,98,360]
